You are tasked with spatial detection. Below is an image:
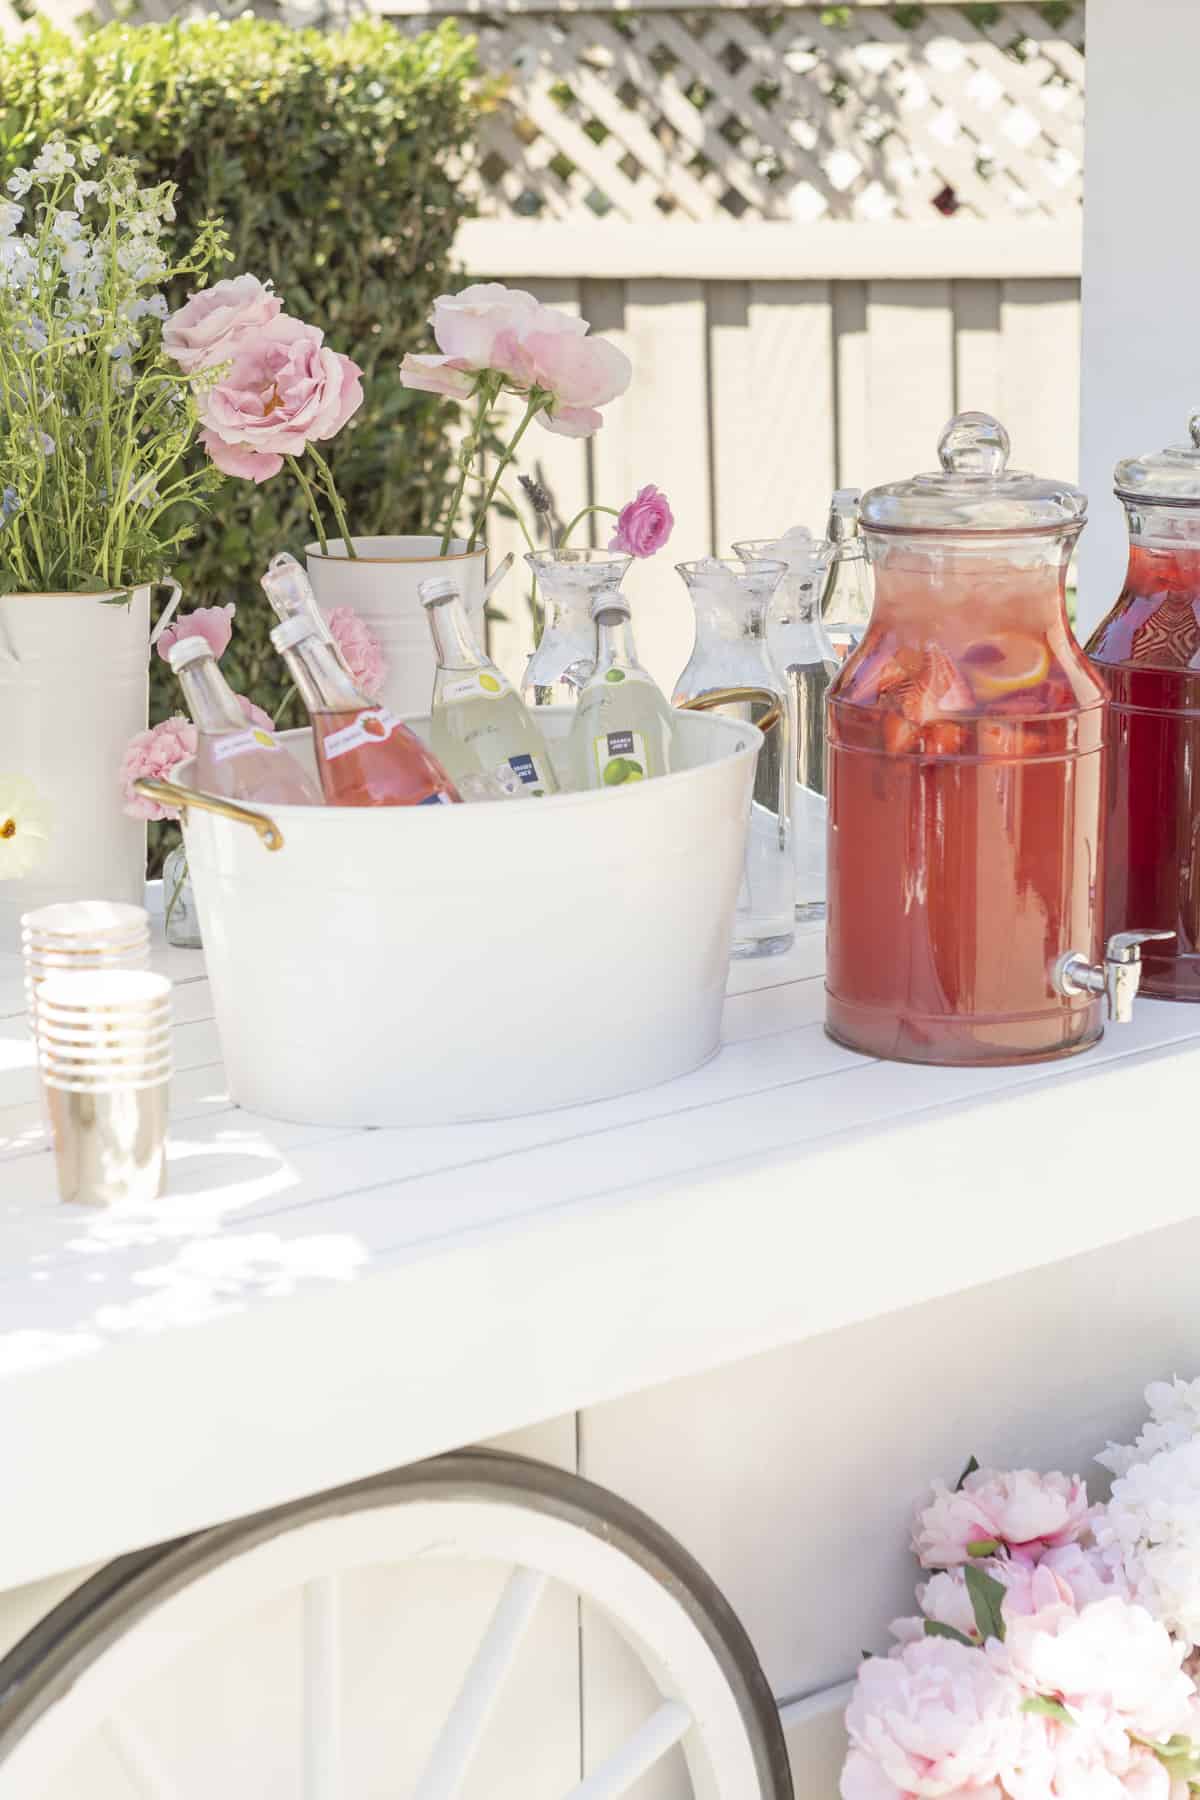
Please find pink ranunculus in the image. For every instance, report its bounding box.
[323,606,386,700]
[527,329,632,437]
[843,1637,1021,1799]
[199,315,364,484]
[399,352,475,400]
[914,1471,1091,1569]
[430,282,543,368]
[163,274,281,375]
[238,696,276,732]
[609,485,674,558]
[998,1597,1195,1743]
[119,716,198,821]
[154,603,236,666]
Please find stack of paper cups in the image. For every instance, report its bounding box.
[36,970,171,1207]
[22,902,151,1043]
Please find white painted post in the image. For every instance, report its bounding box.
[1077,0,1200,633]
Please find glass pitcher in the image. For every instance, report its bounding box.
[826,411,1112,1066]
[734,529,835,923]
[523,549,630,706]
[1086,414,1200,1001]
[674,557,793,958]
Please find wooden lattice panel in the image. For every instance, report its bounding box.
[440,2,1085,227]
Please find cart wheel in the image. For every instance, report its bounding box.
[0,1448,793,1799]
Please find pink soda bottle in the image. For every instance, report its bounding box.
[270,615,461,808]
[168,636,320,805]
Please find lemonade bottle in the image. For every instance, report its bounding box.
[568,593,673,790]
[419,575,559,799]
[168,636,319,805]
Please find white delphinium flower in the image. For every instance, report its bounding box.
[1099,1378,1200,1479]
[6,168,32,199]
[1096,1438,1200,1650]
[51,210,82,244]
[78,142,101,169]
[31,142,76,178]
[72,179,99,211]
[0,201,21,238]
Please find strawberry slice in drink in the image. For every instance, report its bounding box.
[895,647,974,724]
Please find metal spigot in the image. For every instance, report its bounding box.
[1052,929,1175,1023]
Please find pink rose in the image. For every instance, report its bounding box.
[119,716,198,821]
[915,1471,1090,1569]
[164,274,281,375]
[399,353,475,400]
[842,1638,1021,1799]
[526,330,632,436]
[238,696,275,732]
[429,283,543,368]
[609,485,674,557]
[154,603,236,666]
[199,316,364,484]
[324,606,386,699]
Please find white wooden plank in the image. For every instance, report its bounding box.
[953,281,1002,418]
[833,283,868,494]
[1000,276,1081,483]
[863,280,955,489]
[748,280,835,539]
[708,281,751,556]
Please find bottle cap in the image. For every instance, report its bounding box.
[589,593,631,621]
[860,412,1086,535]
[270,615,320,654]
[166,635,214,671]
[418,574,459,607]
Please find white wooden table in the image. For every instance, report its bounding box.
[5,913,1200,1791]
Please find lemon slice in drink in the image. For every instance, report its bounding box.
[962,632,1050,698]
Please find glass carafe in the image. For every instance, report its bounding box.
[826,411,1109,1066]
[820,488,874,660]
[674,557,793,958]
[1086,414,1200,1001]
[523,550,630,706]
[735,530,835,923]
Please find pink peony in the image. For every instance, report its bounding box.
[997,1597,1195,1743]
[154,603,236,665]
[323,607,386,699]
[842,1637,1021,1799]
[1004,1715,1174,1800]
[199,315,363,484]
[1040,1541,1130,1610]
[893,1564,1074,1648]
[915,1471,1090,1569]
[120,716,197,821]
[238,696,275,732]
[163,274,281,375]
[609,485,674,558]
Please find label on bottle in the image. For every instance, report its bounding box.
[322,708,403,761]
[442,671,509,703]
[418,791,454,806]
[495,752,550,798]
[601,667,653,687]
[593,729,649,787]
[210,727,281,762]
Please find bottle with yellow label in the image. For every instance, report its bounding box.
[568,592,674,791]
[420,575,560,800]
[168,635,320,806]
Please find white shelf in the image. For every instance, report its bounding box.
[2,925,1198,1590]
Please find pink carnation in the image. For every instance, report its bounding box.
[154,603,236,665]
[238,696,275,732]
[915,1471,1090,1569]
[842,1637,1021,1800]
[199,316,363,484]
[609,485,674,558]
[324,606,386,699]
[120,716,197,821]
[164,274,281,375]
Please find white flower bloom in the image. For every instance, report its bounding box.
[0,777,51,880]
[1099,1377,1200,1479]
[23,320,47,352]
[6,168,32,198]
[59,240,91,276]
[32,142,76,178]
[1097,1438,1200,1649]
[0,201,21,238]
[51,209,82,243]
[79,142,101,168]
[72,179,100,210]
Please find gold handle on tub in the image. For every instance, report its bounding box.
[676,686,783,736]
[133,778,285,853]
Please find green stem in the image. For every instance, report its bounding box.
[307,446,356,560]
[440,382,493,557]
[494,486,539,557]
[559,503,620,549]
[287,455,328,555]
[468,393,547,554]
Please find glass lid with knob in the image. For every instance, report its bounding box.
[1113,410,1200,505]
[860,411,1087,536]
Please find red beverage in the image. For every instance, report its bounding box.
[1088,538,1200,1000]
[826,412,1107,1066]
[312,706,460,808]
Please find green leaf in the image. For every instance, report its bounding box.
[964,1564,1007,1644]
[923,1620,976,1648]
[966,1538,1002,1557]
[1021,1696,1073,1723]
[955,1456,980,1491]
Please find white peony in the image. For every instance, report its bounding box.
[1098,1439,1200,1649]
[998,1597,1195,1742]
[1099,1378,1200,1480]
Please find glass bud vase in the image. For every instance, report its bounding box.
[522,549,632,707]
[163,843,202,949]
[735,531,836,925]
[673,557,794,959]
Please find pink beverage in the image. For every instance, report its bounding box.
[270,615,460,808]
[167,636,319,805]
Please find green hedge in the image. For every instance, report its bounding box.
[0,13,480,739]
